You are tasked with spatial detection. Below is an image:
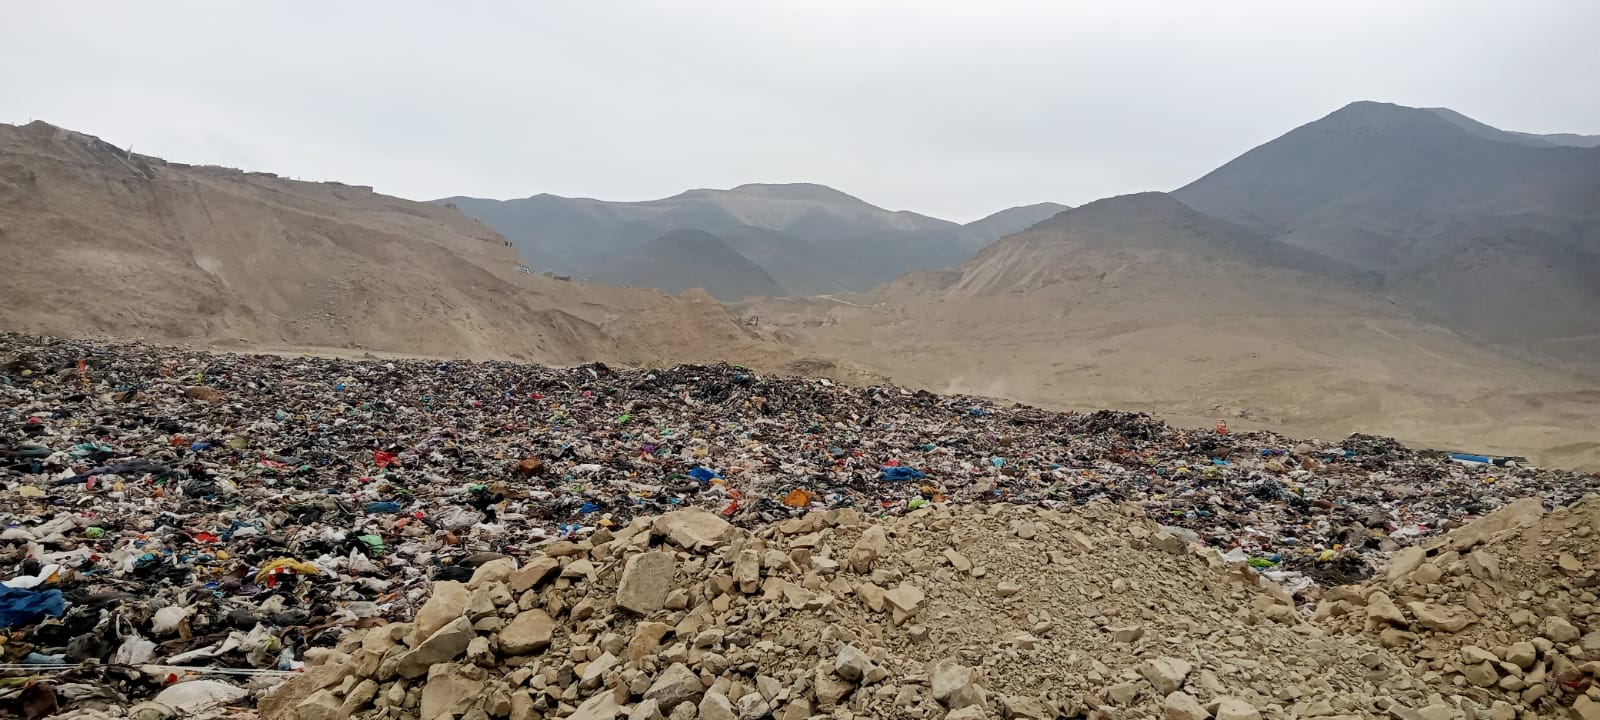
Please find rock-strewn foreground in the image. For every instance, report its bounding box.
[259,500,1600,720]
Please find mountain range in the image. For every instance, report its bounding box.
[439,185,1066,298]
[743,101,1600,466]
[2,101,1597,466]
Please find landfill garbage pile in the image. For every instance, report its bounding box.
[1317,495,1600,718]
[254,503,1476,720]
[2,332,1598,717]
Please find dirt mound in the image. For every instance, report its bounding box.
[261,503,1453,720]
[1317,496,1600,716]
[0,121,779,368]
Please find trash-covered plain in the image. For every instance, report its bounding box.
[1,333,1595,717]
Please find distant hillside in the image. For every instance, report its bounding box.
[0,121,773,365]
[439,183,1000,296]
[949,193,1351,297]
[752,185,1600,470]
[1173,100,1600,345]
[587,229,787,301]
[963,202,1070,243]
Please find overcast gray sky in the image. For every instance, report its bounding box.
[4,1,1597,222]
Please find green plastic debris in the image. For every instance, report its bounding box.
[1246,557,1277,568]
[357,534,385,555]
[84,526,105,539]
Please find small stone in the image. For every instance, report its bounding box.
[943,549,973,573]
[1467,550,1501,580]
[468,557,519,589]
[295,689,343,720]
[499,609,556,655]
[644,663,705,708]
[1106,682,1139,705]
[1542,615,1581,643]
[813,664,856,707]
[884,584,926,625]
[1014,521,1037,540]
[581,652,620,690]
[734,550,762,594]
[410,581,470,642]
[1505,641,1538,669]
[653,508,734,551]
[562,559,596,579]
[1110,624,1145,643]
[568,691,624,720]
[699,692,737,720]
[628,621,672,662]
[1487,701,1515,720]
[1463,660,1499,687]
[850,526,889,572]
[1163,692,1210,720]
[1573,697,1600,720]
[419,664,486,720]
[396,616,475,678]
[1140,657,1193,695]
[931,660,986,710]
[1409,563,1442,584]
[508,557,560,592]
[630,700,664,720]
[1210,698,1260,720]
[1366,592,1406,626]
[736,692,771,720]
[1406,601,1474,633]
[996,581,1022,598]
[835,644,878,683]
[1001,695,1049,720]
[617,551,676,615]
[1387,546,1426,581]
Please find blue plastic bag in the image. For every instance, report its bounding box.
[879,467,926,482]
[0,587,65,628]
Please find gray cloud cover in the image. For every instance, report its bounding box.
[3,0,1596,221]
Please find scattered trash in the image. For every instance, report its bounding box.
[0,332,1592,711]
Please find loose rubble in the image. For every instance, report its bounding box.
[254,502,1483,720]
[2,333,1598,717]
[1318,496,1600,717]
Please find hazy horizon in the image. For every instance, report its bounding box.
[4,0,1597,222]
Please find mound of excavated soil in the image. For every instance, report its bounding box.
[1318,496,1600,717]
[261,503,1483,720]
